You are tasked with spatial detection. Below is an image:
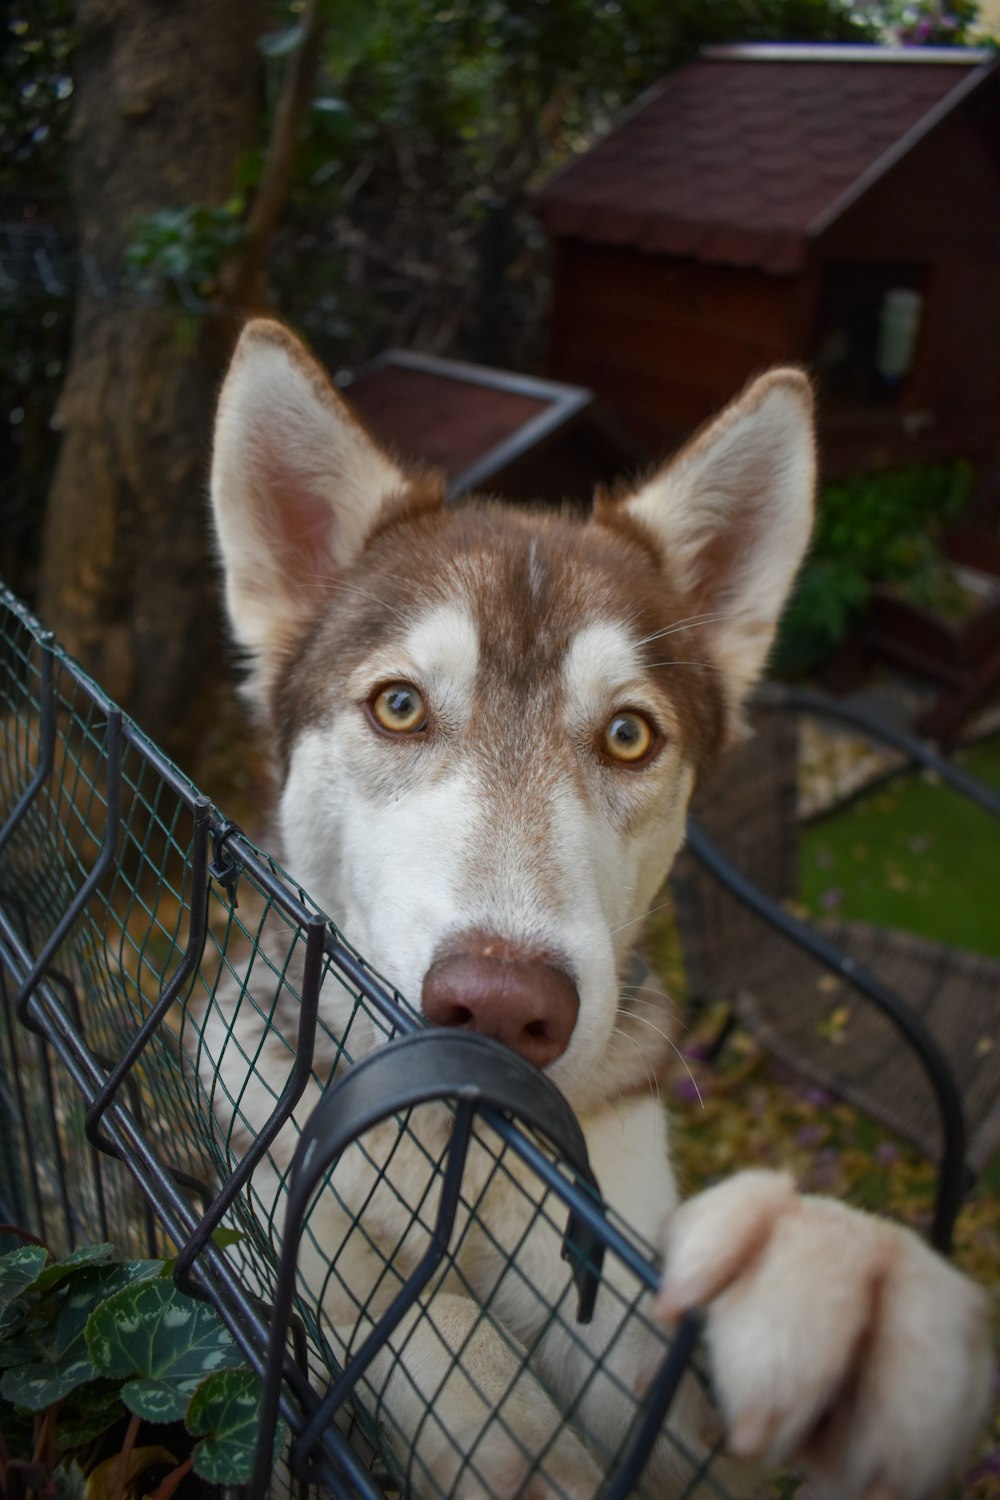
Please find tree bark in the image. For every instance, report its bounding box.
[39,0,265,770]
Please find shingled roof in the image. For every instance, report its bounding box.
[534,45,998,274]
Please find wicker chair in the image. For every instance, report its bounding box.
[669,683,1000,1252]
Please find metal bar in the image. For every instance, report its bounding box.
[173,910,326,1291]
[0,632,55,854]
[15,708,123,1030]
[597,1311,705,1500]
[293,1100,478,1460]
[85,798,212,1151]
[761,681,1000,818]
[685,814,967,1251]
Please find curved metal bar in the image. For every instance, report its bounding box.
[685,814,967,1251]
[173,909,328,1292]
[250,1030,609,1500]
[756,681,1000,819]
[86,798,213,1153]
[0,629,56,854]
[15,708,123,1033]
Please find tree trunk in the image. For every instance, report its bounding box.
[39,0,265,771]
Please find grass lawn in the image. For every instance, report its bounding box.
[800,736,1000,957]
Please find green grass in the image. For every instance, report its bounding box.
[800,736,1000,957]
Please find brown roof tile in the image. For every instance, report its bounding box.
[535,46,995,271]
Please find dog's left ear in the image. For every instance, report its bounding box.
[613,369,815,718]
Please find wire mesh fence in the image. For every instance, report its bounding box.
[0,580,739,1500]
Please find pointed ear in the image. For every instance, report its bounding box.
[210,319,411,686]
[617,369,815,722]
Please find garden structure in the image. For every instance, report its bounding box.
[344,350,642,505]
[534,44,1000,482]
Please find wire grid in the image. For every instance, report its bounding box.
[0,582,733,1500]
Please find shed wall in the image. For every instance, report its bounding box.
[547,243,796,455]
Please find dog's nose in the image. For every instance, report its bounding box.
[421,951,579,1069]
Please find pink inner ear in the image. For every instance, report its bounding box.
[262,452,342,590]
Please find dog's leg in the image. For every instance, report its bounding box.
[362,1291,603,1500]
[655,1170,993,1500]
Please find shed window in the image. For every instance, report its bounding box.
[815,262,927,411]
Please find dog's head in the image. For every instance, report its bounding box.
[211,321,814,1108]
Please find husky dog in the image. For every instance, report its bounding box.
[205,319,991,1499]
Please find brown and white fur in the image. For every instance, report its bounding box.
[204,319,992,1500]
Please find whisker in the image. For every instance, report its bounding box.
[291,577,412,622]
[636,611,735,647]
[610,1026,662,1110]
[643,658,723,672]
[625,1011,704,1110]
[612,898,674,935]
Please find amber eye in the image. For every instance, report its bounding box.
[370,682,427,735]
[602,711,656,765]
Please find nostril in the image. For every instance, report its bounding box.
[431,1000,474,1029]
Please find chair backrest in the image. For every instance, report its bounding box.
[670,704,800,1002]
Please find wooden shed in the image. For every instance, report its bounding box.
[343,350,642,505]
[534,44,1000,477]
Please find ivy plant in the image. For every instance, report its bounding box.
[773,459,973,676]
[0,1236,285,1500]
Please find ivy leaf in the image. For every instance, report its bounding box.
[186,1368,287,1485]
[0,1330,47,1369]
[55,1384,124,1449]
[0,1259,164,1410]
[33,1243,116,1293]
[0,1244,48,1309]
[86,1280,242,1424]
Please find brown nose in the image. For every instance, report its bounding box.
[421,949,579,1069]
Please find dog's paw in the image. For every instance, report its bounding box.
[656,1171,994,1500]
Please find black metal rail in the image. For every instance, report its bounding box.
[0,581,712,1500]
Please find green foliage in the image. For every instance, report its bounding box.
[86,1279,242,1423]
[0,3,75,194]
[125,202,246,303]
[185,1368,285,1484]
[271,0,879,361]
[0,1240,285,1492]
[773,461,973,675]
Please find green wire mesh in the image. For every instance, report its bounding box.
[0,584,737,1500]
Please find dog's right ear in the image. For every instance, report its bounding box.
[211,319,409,685]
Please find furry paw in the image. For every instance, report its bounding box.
[422,1419,601,1500]
[656,1171,994,1500]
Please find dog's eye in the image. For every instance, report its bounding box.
[602,711,656,765]
[370,683,427,735]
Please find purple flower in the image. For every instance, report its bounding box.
[874,1142,899,1164]
[796,1124,825,1150]
[673,1075,702,1105]
[966,1445,1000,1479]
[820,887,844,911]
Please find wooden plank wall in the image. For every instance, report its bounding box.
[547,241,797,453]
